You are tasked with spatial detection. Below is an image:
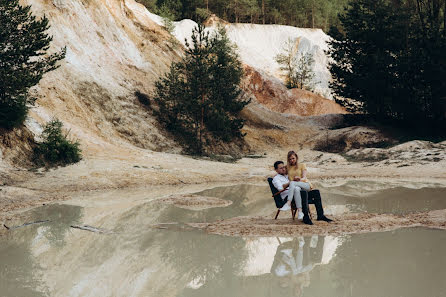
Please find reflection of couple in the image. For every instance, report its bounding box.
[272,151,332,225]
[270,236,325,297]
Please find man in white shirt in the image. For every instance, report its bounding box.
[272,161,313,225]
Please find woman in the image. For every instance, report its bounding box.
[286,151,312,191]
[283,151,312,220]
[287,150,333,223]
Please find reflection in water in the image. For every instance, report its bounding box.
[199,184,446,216]
[319,184,446,215]
[0,204,82,297]
[1,185,446,297]
[177,235,342,297]
[269,236,338,297]
[304,228,446,297]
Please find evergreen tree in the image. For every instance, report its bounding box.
[207,26,246,140]
[154,25,249,153]
[137,0,349,31]
[328,0,410,118]
[328,0,446,131]
[0,0,65,129]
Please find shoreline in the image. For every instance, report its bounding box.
[2,144,446,237]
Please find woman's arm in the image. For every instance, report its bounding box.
[302,169,307,180]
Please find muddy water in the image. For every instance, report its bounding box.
[1,184,445,297]
[198,183,446,216]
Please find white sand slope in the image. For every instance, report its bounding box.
[146,13,333,98]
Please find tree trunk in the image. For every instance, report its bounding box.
[262,0,265,24]
[444,0,446,36]
[200,93,205,153]
[234,0,238,23]
[312,1,315,28]
[416,0,427,33]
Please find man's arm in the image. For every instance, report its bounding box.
[273,176,289,191]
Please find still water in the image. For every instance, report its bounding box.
[1,183,445,297]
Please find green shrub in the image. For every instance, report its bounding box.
[35,119,81,166]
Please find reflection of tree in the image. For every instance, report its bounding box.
[173,235,331,297]
[0,239,46,297]
[29,204,83,246]
[0,204,82,296]
[156,230,248,286]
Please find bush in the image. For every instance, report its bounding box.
[34,119,81,166]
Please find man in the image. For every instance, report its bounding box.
[272,161,332,225]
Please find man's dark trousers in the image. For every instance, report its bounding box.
[301,190,325,218]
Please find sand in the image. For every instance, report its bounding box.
[2,140,445,238]
[189,209,446,237]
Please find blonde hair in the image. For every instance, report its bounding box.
[287,150,298,168]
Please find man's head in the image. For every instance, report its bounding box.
[274,161,286,175]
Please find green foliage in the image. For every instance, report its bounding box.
[294,52,316,91]
[34,119,82,166]
[157,0,178,33]
[157,0,183,20]
[327,0,446,134]
[137,0,349,31]
[137,0,157,11]
[275,38,316,90]
[0,0,65,129]
[154,25,249,154]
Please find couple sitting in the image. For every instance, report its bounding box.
[272,151,332,225]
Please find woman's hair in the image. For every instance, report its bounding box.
[287,150,298,167]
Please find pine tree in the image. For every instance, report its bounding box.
[327,0,446,131]
[207,26,247,140]
[154,24,249,154]
[0,0,65,129]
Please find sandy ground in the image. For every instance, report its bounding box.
[189,209,446,237]
[1,139,445,237]
[160,194,233,210]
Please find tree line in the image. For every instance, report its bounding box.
[328,0,446,135]
[137,0,349,31]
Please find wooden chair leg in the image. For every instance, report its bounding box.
[291,209,295,220]
[274,209,280,219]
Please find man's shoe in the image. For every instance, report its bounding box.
[317,215,333,222]
[303,215,313,225]
[297,211,304,220]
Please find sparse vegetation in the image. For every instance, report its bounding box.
[34,119,82,166]
[275,38,316,90]
[0,0,65,129]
